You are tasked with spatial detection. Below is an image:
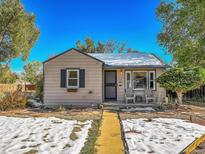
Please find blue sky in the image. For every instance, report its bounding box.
[11,0,172,73]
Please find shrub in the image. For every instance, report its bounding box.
[0,85,28,111]
[22,61,43,102]
[0,92,5,101]
[35,73,43,102]
[157,67,205,106]
[55,106,66,112]
[162,102,178,110]
[0,64,17,84]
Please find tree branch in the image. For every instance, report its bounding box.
[0,15,15,45]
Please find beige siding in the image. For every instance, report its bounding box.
[156,68,166,98]
[117,69,125,102]
[44,49,103,106]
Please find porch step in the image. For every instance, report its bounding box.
[103,106,120,111]
[102,103,161,112]
[103,102,160,108]
[121,107,155,112]
[103,106,157,112]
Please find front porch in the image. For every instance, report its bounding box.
[103,68,165,105]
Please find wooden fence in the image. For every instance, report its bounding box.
[0,84,18,93]
[0,84,36,93]
[167,85,205,102]
[185,85,205,99]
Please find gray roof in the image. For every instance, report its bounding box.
[88,53,167,68]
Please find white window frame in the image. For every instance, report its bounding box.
[125,71,132,89]
[149,71,156,90]
[67,69,79,89]
[133,71,148,90]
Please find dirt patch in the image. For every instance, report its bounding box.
[125,130,142,134]
[69,131,78,141]
[0,108,102,120]
[23,149,38,154]
[119,105,205,126]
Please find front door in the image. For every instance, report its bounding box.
[104,70,117,100]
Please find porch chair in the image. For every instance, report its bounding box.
[145,89,156,104]
[125,89,135,104]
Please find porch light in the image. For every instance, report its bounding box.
[120,69,123,76]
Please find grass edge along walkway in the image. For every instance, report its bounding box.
[181,134,205,154]
[95,110,125,154]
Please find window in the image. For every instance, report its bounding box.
[125,71,132,89]
[149,71,155,90]
[133,71,148,90]
[67,69,79,88]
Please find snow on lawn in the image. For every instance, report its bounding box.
[122,118,205,154]
[0,116,92,154]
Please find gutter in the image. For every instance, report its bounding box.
[103,65,168,69]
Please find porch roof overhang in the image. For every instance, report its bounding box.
[102,64,169,69]
[88,53,170,69]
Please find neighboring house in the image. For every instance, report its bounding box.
[43,48,168,106]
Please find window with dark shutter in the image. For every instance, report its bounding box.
[60,69,67,88]
[79,69,85,88]
[67,69,79,88]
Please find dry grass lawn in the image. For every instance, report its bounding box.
[0,108,102,121]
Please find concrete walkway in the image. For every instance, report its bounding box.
[96,111,124,154]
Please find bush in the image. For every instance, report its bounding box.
[161,102,178,110]
[55,106,66,112]
[0,85,28,111]
[157,67,205,106]
[35,73,43,102]
[0,92,5,101]
[22,61,43,102]
[0,64,17,84]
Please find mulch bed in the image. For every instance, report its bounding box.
[0,108,102,120]
[119,105,205,126]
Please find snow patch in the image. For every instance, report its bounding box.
[122,118,205,154]
[27,99,43,108]
[88,53,165,67]
[0,116,92,154]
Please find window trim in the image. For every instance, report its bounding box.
[66,69,79,89]
[133,71,148,90]
[125,71,132,89]
[149,71,156,90]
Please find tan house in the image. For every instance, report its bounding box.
[43,48,168,106]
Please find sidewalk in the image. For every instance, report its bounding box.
[96,111,124,154]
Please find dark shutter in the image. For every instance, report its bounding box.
[60,69,66,88]
[79,69,85,88]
